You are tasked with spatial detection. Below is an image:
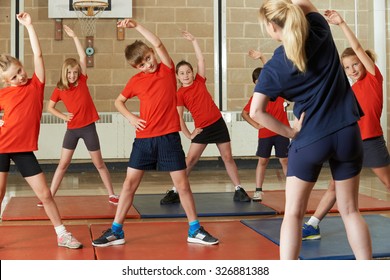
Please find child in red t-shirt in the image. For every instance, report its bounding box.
[37,25,118,207]
[160,30,251,205]
[0,13,82,249]
[242,50,290,201]
[302,9,390,241]
[92,19,218,247]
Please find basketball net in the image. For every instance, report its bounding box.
[72,1,108,36]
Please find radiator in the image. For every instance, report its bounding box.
[33,111,294,160]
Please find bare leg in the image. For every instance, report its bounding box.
[255,157,269,188]
[371,165,390,192]
[280,176,315,259]
[113,167,144,225]
[185,143,207,176]
[335,175,372,259]
[90,149,115,196]
[170,169,197,221]
[25,173,63,226]
[312,179,336,221]
[0,172,8,209]
[216,142,240,186]
[279,157,288,176]
[50,148,74,196]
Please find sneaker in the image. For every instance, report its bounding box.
[109,195,119,205]
[252,190,264,201]
[233,188,251,202]
[37,201,43,207]
[160,190,180,205]
[187,226,219,245]
[92,228,125,247]
[57,232,83,249]
[302,223,321,240]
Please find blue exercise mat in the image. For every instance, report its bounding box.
[241,215,390,260]
[133,192,277,218]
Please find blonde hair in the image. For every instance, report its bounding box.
[259,0,309,72]
[56,58,81,90]
[341,47,377,65]
[0,54,22,83]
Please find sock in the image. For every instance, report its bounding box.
[188,220,200,234]
[111,222,123,234]
[235,185,242,191]
[172,186,177,193]
[306,216,320,228]
[255,187,262,192]
[54,224,67,237]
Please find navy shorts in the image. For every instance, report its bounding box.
[63,122,100,151]
[362,136,390,168]
[287,123,363,182]
[256,135,290,158]
[0,152,42,177]
[128,132,186,171]
[192,117,230,144]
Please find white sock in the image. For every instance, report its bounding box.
[54,224,67,237]
[307,216,320,228]
[172,186,177,193]
[235,185,242,191]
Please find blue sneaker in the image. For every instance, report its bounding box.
[92,228,125,247]
[302,223,321,240]
[187,226,219,245]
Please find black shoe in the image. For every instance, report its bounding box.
[160,190,180,205]
[187,226,219,245]
[233,188,251,202]
[92,228,125,247]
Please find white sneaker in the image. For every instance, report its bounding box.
[252,191,264,201]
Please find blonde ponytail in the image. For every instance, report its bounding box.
[259,0,309,72]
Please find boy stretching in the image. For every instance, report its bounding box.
[92,19,218,247]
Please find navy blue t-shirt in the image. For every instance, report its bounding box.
[254,12,362,149]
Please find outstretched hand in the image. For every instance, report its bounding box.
[117,18,137,29]
[63,25,77,38]
[181,30,195,42]
[324,10,344,25]
[248,49,263,60]
[16,12,32,26]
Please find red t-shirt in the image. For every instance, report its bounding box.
[121,60,180,138]
[177,74,221,128]
[352,66,383,140]
[243,96,290,138]
[50,74,99,129]
[0,74,44,153]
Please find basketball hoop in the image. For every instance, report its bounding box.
[73,1,108,36]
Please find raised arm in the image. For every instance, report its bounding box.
[16,13,44,83]
[182,31,205,78]
[117,19,171,68]
[63,25,87,75]
[324,9,375,75]
[291,0,318,15]
[248,49,267,65]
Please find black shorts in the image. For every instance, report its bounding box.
[0,152,42,177]
[287,123,363,182]
[256,135,290,158]
[192,117,230,144]
[128,132,186,171]
[62,122,100,151]
[362,136,390,168]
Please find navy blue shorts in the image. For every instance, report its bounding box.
[192,117,230,144]
[0,152,42,177]
[128,132,186,171]
[362,136,390,168]
[256,135,290,158]
[287,123,363,182]
[63,122,100,151]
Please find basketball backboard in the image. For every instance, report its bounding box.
[48,0,132,19]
